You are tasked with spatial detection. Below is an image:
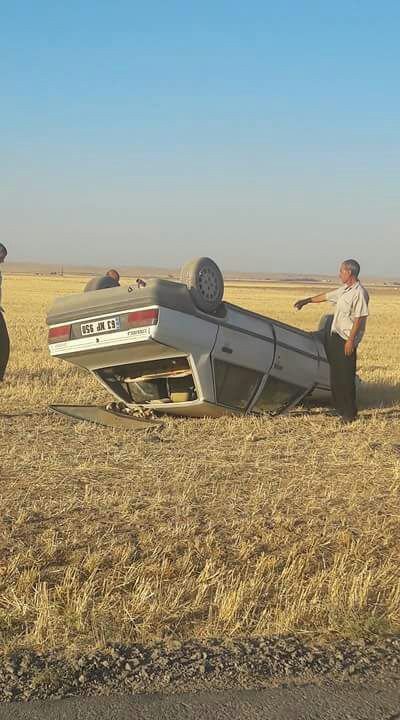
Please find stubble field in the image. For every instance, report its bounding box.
[0,275,400,656]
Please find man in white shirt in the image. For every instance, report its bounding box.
[0,243,10,382]
[294,259,369,423]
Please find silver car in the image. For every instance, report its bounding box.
[47,258,331,418]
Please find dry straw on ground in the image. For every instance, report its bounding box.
[0,275,399,655]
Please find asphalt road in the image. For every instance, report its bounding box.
[1,680,400,720]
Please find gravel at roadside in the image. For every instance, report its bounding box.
[1,635,400,703]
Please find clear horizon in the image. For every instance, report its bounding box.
[2,2,399,276]
[4,258,400,281]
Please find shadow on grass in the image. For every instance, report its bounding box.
[293,380,400,419]
[5,366,84,384]
[357,380,400,409]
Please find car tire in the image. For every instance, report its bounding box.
[179,257,224,313]
[318,313,333,344]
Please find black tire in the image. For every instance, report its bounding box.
[179,257,224,313]
[317,313,334,346]
[318,313,333,332]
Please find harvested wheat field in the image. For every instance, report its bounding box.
[1,274,400,656]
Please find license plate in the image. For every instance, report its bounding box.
[81,316,121,336]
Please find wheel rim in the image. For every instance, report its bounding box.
[198,267,220,301]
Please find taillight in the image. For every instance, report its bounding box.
[48,324,71,343]
[127,308,159,328]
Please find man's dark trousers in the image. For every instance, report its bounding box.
[0,312,10,381]
[325,331,357,420]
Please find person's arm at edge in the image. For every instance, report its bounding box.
[294,292,327,310]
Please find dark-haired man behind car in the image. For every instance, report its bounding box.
[0,243,10,382]
[294,259,369,423]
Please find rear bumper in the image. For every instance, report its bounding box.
[49,321,167,370]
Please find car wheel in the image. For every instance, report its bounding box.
[179,257,224,313]
[318,313,333,331]
[318,313,333,343]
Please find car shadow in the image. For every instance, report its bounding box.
[357,380,400,409]
[5,366,83,384]
[293,380,400,419]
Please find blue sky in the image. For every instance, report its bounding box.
[1,1,399,275]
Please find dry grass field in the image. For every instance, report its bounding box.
[0,274,400,656]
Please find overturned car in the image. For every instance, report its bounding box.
[47,258,332,418]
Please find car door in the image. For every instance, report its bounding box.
[252,324,320,415]
[211,324,275,411]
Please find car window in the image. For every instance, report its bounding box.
[253,375,306,414]
[214,359,263,409]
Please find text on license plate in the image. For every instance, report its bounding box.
[81,317,121,335]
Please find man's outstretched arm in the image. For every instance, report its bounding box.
[294,293,327,310]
